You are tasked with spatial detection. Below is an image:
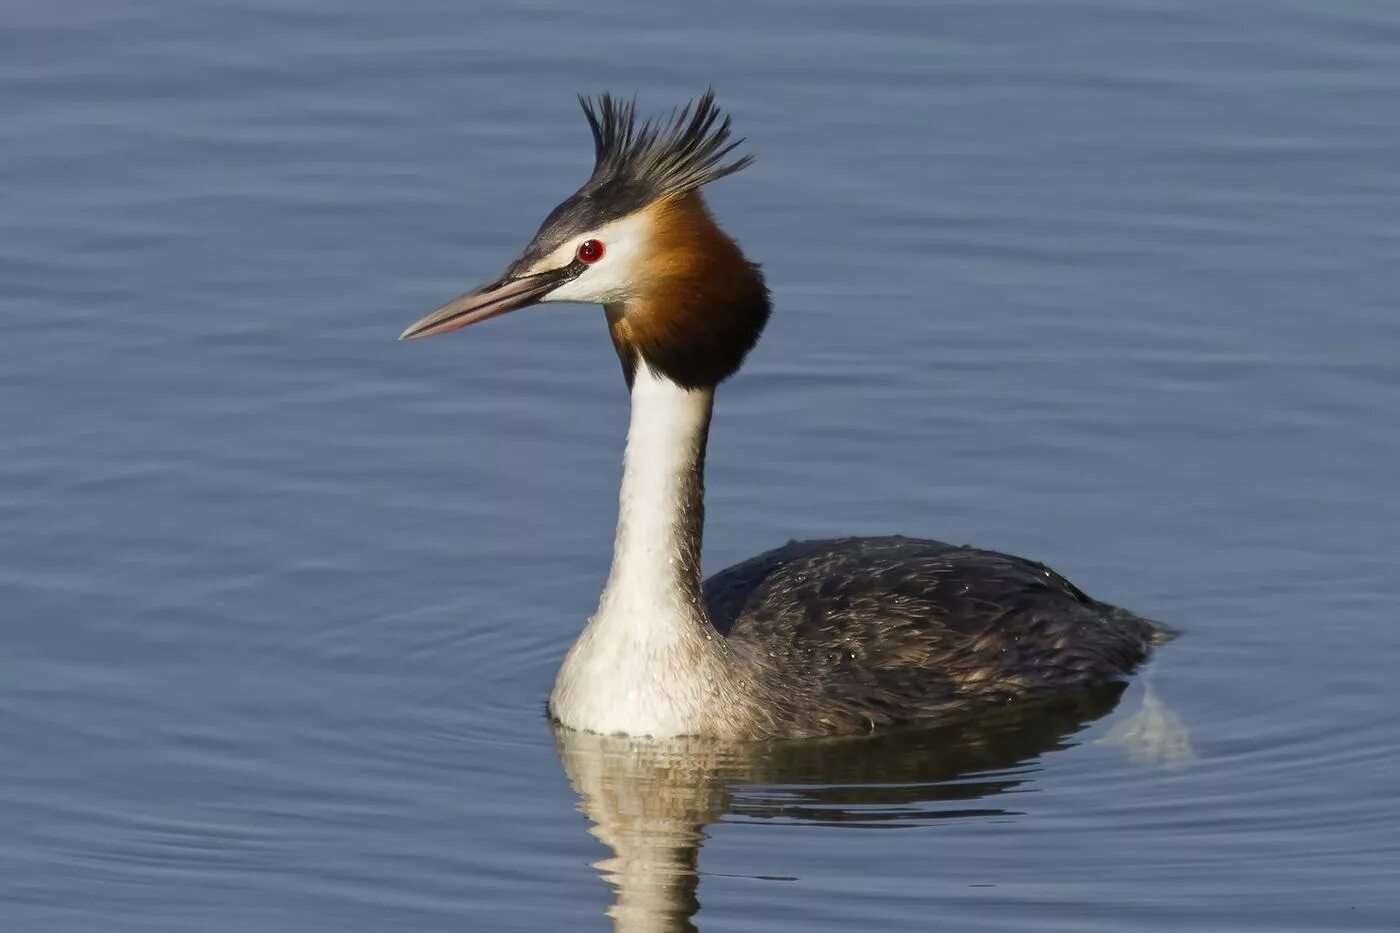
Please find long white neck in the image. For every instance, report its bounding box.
[550,365,737,738]
[601,364,711,617]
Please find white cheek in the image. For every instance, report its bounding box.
[532,212,652,305]
[542,275,601,303]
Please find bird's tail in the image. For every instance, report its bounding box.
[1096,602,1180,647]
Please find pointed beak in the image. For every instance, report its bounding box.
[399,263,582,340]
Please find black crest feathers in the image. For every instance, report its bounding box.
[506,90,756,274]
[578,90,754,206]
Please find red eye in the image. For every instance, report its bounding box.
[576,239,605,264]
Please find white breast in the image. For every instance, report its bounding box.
[548,367,733,738]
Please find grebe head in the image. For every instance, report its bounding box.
[400,90,771,389]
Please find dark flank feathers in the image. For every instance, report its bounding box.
[704,536,1162,736]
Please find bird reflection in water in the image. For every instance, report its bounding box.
[553,684,1173,932]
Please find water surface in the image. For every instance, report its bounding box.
[4,1,1399,930]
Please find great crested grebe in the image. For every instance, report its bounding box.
[401,91,1167,739]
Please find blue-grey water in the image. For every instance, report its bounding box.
[4,2,1400,930]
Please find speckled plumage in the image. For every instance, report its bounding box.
[704,535,1163,736]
